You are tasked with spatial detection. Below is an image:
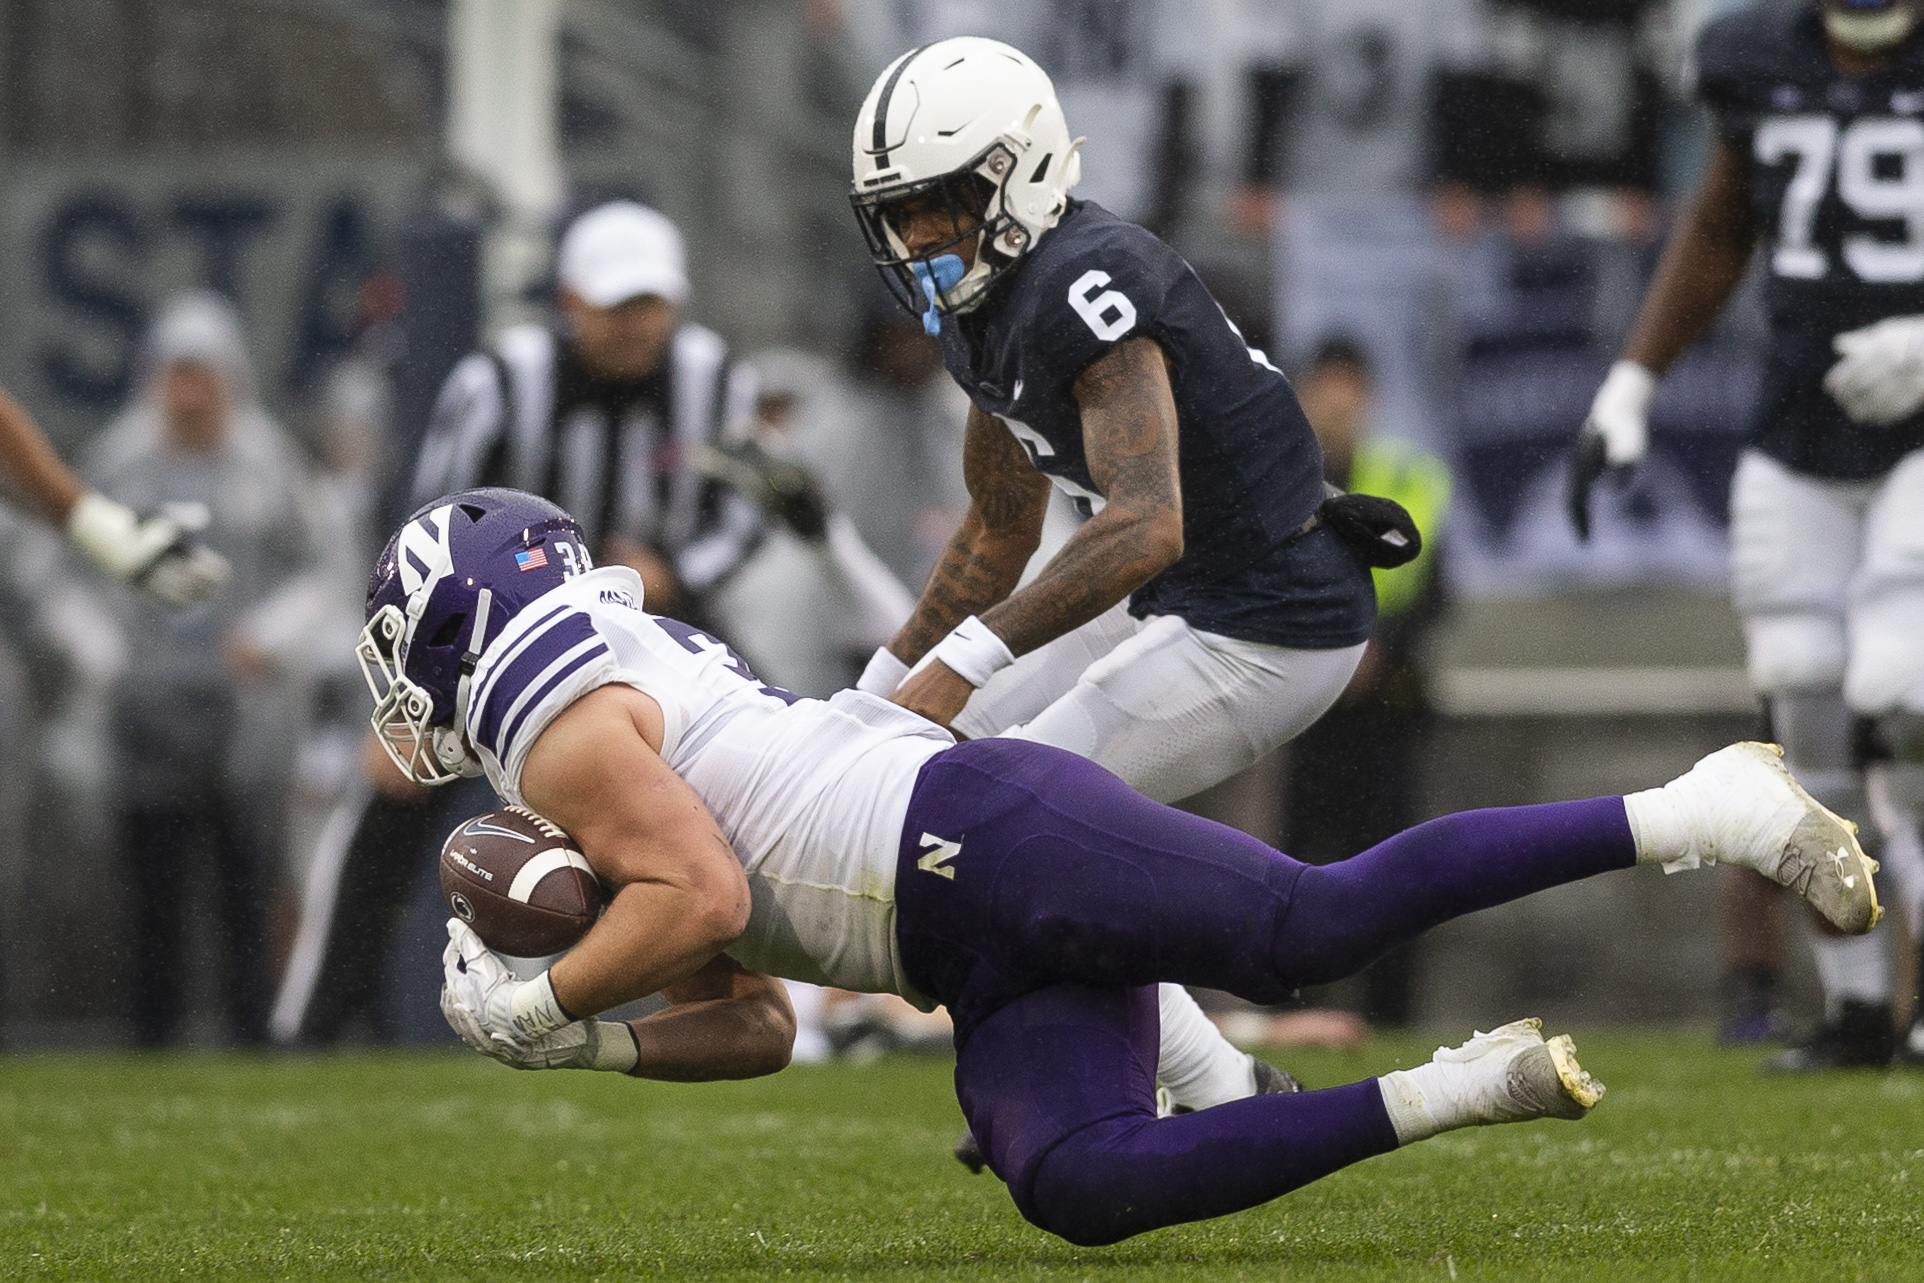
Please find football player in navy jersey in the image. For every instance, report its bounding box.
[364,489,1877,1246]
[1569,0,1924,1068]
[845,36,1419,1123]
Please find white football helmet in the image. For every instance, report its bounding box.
[850,38,1083,325]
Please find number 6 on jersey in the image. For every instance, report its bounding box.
[1068,269,1138,341]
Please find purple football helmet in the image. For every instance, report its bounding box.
[358,488,596,784]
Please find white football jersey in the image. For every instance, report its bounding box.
[465,566,951,997]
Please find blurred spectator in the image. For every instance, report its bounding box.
[84,292,323,1047]
[1247,0,1494,448]
[705,347,918,698]
[274,201,765,1047]
[779,303,971,590]
[1478,0,1667,194]
[273,277,405,977]
[857,0,1223,235]
[1282,337,1452,1026]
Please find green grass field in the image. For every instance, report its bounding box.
[3,1033,1920,1281]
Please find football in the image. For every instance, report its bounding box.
[438,806,605,957]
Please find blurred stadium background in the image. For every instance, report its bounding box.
[0,0,1871,1052]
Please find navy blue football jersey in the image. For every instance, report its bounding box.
[1697,5,1924,478]
[941,200,1373,648]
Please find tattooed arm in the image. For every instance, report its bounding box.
[891,337,1182,727]
[884,402,1052,666]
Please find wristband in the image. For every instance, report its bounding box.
[509,970,573,1041]
[856,645,912,696]
[928,615,1015,689]
[65,491,146,578]
[590,1021,640,1072]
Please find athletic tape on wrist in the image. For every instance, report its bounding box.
[591,1021,641,1072]
[928,616,1015,689]
[856,645,911,696]
[510,971,573,1041]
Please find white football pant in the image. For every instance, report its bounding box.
[953,602,1366,804]
[1729,448,1924,1006]
[952,600,1367,1109]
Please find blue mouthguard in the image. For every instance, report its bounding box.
[911,254,968,335]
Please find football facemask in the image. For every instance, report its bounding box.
[358,602,488,786]
[852,147,1023,330]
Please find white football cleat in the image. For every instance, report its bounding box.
[1379,1018,1602,1144]
[1643,742,1882,934]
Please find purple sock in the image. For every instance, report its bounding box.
[1275,797,1636,985]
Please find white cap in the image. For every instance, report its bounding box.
[557,201,688,308]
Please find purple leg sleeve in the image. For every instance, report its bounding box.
[897,741,1637,1033]
[1274,796,1637,985]
[957,981,1399,1246]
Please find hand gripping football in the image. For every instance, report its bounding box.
[439,807,605,957]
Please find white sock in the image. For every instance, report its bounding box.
[1623,787,1692,869]
[1153,984,1255,1110]
[1810,932,1889,1019]
[1868,765,1924,939]
[1377,1060,1482,1146]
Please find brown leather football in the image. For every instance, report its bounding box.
[439,807,604,957]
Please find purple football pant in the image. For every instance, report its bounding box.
[893,738,1635,1245]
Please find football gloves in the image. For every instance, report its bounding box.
[1824,315,1924,426]
[66,491,231,608]
[441,918,572,1047]
[440,919,637,1072]
[697,439,830,541]
[1566,360,1657,542]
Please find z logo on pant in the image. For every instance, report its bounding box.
[918,833,960,880]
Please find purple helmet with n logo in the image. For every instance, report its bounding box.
[358,488,595,784]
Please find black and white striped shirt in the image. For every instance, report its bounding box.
[410,323,762,593]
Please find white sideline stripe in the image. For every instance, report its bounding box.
[1432,666,1754,717]
[269,779,373,1044]
[507,848,594,904]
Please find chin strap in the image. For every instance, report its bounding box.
[444,587,494,773]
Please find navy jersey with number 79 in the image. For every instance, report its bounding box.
[1696,5,1924,479]
[940,199,1374,648]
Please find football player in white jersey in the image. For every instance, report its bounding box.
[366,487,1878,1245]
[1569,0,1924,1068]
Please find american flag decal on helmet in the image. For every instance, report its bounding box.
[515,547,548,572]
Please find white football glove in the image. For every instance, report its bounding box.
[1823,314,1924,426]
[439,917,574,1050]
[1567,361,1657,542]
[440,980,637,1072]
[65,491,232,608]
[1586,360,1657,467]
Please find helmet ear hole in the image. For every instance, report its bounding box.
[428,611,467,649]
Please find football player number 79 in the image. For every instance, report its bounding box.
[1758,115,1924,283]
